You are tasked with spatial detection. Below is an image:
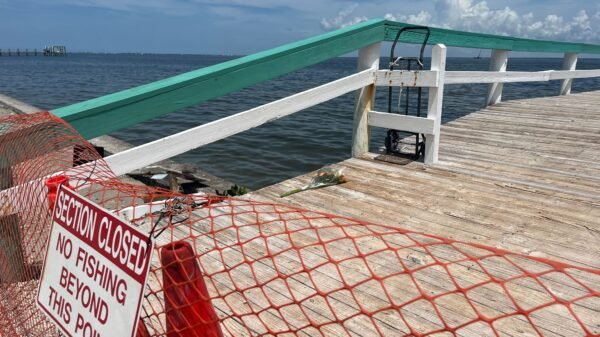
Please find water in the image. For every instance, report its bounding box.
[2,54,600,189]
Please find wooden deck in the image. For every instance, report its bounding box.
[253,90,600,270]
[194,90,600,336]
[126,90,600,336]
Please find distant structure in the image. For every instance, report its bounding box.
[43,46,66,56]
[0,46,65,56]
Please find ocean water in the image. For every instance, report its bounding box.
[2,53,600,189]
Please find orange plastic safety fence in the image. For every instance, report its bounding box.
[0,112,599,337]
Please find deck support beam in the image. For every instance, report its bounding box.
[559,52,578,95]
[486,49,509,106]
[424,44,447,164]
[352,42,380,157]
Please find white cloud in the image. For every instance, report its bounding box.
[54,0,344,17]
[323,0,599,43]
[384,11,432,26]
[54,0,198,15]
[320,4,368,30]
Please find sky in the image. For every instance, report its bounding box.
[1,0,599,55]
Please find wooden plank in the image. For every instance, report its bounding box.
[352,43,380,157]
[105,70,375,176]
[445,71,550,84]
[346,156,600,239]
[441,123,600,150]
[451,110,600,130]
[203,196,593,336]
[425,44,446,164]
[158,203,441,335]
[373,70,439,87]
[444,69,600,85]
[368,111,435,134]
[445,119,600,142]
[481,105,600,121]
[551,69,600,81]
[486,49,509,106]
[268,180,597,274]
[478,109,600,124]
[252,90,600,272]
[494,101,600,115]
[439,155,600,197]
[256,162,599,269]
[441,138,600,176]
[255,155,600,268]
[439,144,600,179]
[343,157,600,234]
[439,140,600,181]
[560,53,578,96]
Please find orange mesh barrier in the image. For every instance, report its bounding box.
[0,112,599,336]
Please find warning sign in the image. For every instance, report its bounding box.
[37,185,153,337]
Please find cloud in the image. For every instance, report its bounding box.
[51,0,198,15]
[384,11,432,26]
[50,0,323,17]
[42,0,291,16]
[320,4,368,30]
[322,0,599,43]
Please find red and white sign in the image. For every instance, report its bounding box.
[37,185,153,337]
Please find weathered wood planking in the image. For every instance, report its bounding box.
[254,90,600,268]
[127,91,600,336]
[147,200,599,336]
[238,90,600,335]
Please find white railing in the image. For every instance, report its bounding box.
[104,45,600,174]
[105,69,375,176]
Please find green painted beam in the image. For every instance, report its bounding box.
[53,19,600,139]
[383,21,600,54]
[53,19,386,139]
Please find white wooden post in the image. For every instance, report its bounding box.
[424,44,447,164]
[352,42,380,157]
[486,49,509,106]
[559,52,578,95]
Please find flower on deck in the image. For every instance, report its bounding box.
[280,166,346,197]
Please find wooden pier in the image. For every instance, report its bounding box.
[192,91,597,337]
[253,91,600,271]
[43,45,66,56]
[58,20,600,335]
[0,46,66,56]
[3,19,600,337]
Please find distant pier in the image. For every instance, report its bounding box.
[0,45,66,56]
[43,45,66,56]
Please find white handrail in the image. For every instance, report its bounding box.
[373,70,439,87]
[105,69,375,176]
[444,69,600,84]
[445,71,551,84]
[102,47,600,176]
[368,111,435,134]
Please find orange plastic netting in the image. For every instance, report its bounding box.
[0,112,599,337]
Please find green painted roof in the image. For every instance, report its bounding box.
[53,19,600,139]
